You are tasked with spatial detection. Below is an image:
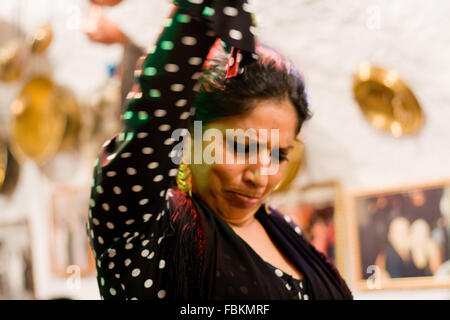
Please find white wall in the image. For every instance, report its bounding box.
[0,0,449,300]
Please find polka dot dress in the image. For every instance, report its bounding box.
[265,262,310,300]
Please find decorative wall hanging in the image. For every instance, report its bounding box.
[353,62,424,137]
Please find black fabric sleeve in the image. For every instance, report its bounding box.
[86,0,257,300]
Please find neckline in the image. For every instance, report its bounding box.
[192,195,304,281]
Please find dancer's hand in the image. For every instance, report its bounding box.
[84,4,126,45]
[89,0,123,6]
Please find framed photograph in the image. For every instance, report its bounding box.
[50,185,96,278]
[347,179,450,290]
[0,220,35,299]
[268,181,346,276]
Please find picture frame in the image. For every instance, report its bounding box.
[347,179,450,290]
[268,181,346,277]
[50,185,96,278]
[0,219,35,299]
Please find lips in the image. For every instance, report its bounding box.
[226,190,263,207]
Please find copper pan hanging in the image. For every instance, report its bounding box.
[353,62,424,137]
[9,76,81,166]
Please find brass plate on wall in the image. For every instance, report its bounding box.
[353,62,424,137]
[9,76,80,165]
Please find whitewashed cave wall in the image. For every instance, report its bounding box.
[0,0,449,299]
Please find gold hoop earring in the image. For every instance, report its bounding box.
[265,202,271,215]
[176,161,192,197]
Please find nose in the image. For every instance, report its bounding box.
[242,163,269,189]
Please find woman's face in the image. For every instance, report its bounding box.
[190,98,298,226]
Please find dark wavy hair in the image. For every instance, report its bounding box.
[192,41,312,134]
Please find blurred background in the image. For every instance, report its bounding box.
[0,0,449,300]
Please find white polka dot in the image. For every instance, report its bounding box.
[131,268,141,277]
[299,281,303,289]
[113,186,122,194]
[158,236,164,244]
[102,203,110,211]
[175,99,187,107]
[92,218,100,226]
[165,64,179,72]
[142,147,154,154]
[147,162,159,169]
[168,168,178,176]
[243,2,253,12]
[110,288,116,296]
[123,232,130,238]
[179,111,190,120]
[148,251,155,259]
[142,240,150,246]
[137,132,148,139]
[206,30,216,37]
[188,57,203,65]
[274,269,283,277]
[285,283,292,290]
[106,222,115,230]
[154,109,167,117]
[160,190,166,197]
[298,292,302,300]
[229,29,242,40]
[163,138,174,145]
[153,175,164,182]
[192,72,202,80]
[132,185,143,192]
[108,249,116,258]
[284,215,292,223]
[126,167,137,175]
[157,290,166,299]
[98,236,104,244]
[143,213,152,222]
[126,219,135,225]
[144,279,153,288]
[223,6,238,16]
[120,152,132,158]
[181,36,197,46]
[295,226,302,234]
[170,83,184,92]
[125,243,133,250]
[118,205,127,212]
[304,294,309,300]
[193,82,201,92]
[106,171,117,177]
[96,186,104,194]
[131,297,138,300]
[249,26,257,35]
[124,259,131,267]
[188,0,203,4]
[158,124,171,132]
[141,249,150,257]
[115,274,120,279]
[139,198,149,205]
[108,262,114,269]
[106,153,116,161]
[159,260,166,269]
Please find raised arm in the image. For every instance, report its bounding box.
[87,0,257,299]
